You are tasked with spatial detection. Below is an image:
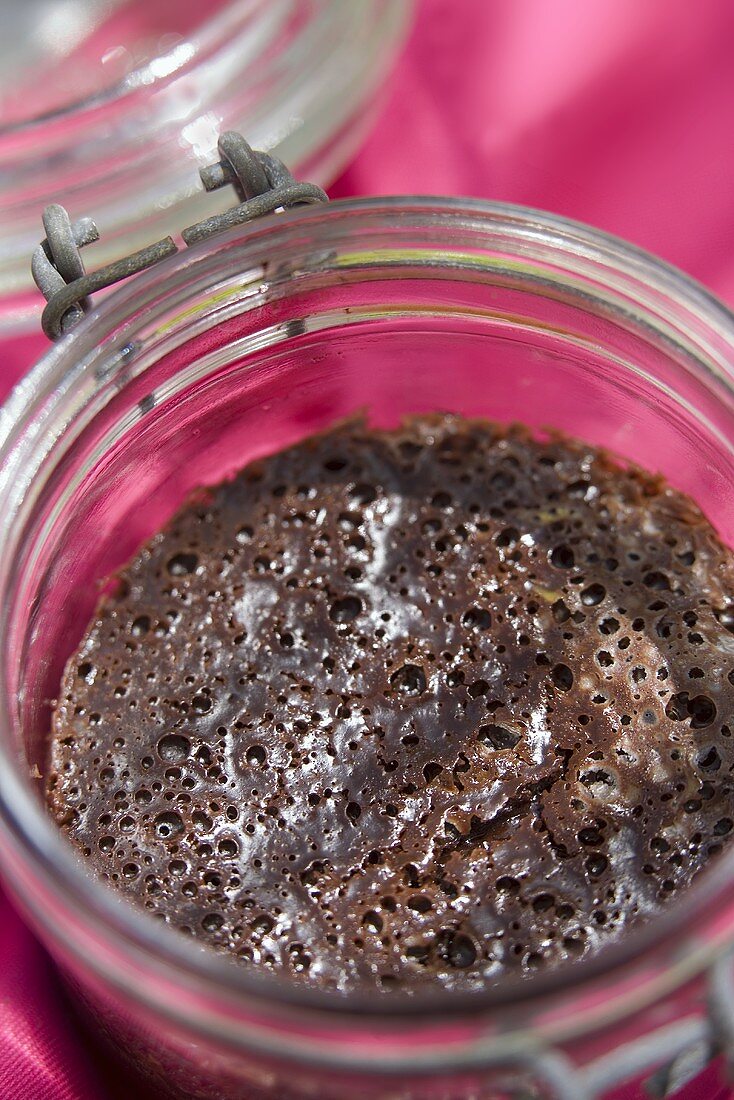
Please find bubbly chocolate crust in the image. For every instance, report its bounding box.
[48,415,734,992]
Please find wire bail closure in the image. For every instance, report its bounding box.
[32,132,328,341]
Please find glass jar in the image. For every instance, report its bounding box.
[0,0,412,362]
[1,197,734,1100]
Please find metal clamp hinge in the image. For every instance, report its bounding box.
[32,131,328,342]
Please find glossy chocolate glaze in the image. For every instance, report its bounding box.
[48,416,734,991]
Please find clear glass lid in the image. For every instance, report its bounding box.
[0,0,235,127]
[0,0,413,334]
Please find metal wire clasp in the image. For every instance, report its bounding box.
[32,132,328,342]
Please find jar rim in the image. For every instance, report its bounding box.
[2,195,734,1036]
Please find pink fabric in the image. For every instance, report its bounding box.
[0,887,105,1098]
[4,0,734,1094]
[332,0,734,305]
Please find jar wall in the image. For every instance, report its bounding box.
[4,916,720,1100]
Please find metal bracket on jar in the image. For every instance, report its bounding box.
[31,131,328,342]
[496,948,734,1100]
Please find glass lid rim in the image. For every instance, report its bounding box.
[0,0,263,137]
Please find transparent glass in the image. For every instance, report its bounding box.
[1,198,734,1099]
[0,0,413,343]
[0,0,235,125]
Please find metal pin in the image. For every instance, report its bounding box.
[32,131,328,341]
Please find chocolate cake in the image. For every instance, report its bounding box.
[47,415,734,992]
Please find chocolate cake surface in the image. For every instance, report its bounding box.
[47,415,734,992]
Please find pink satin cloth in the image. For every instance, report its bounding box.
[4,0,734,1095]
